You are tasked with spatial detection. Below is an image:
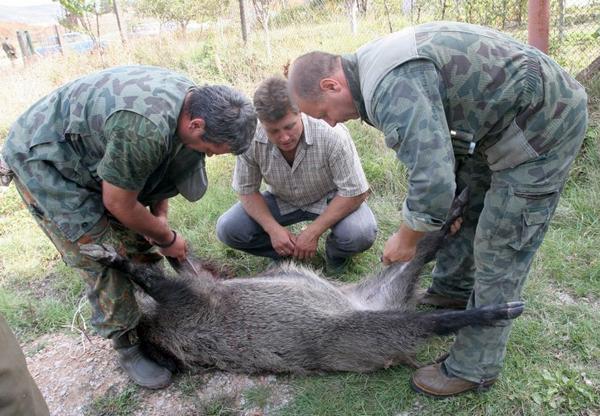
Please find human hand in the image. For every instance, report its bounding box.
[269,226,296,257]
[381,224,423,265]
[449,217,463,235]
[293,227,320,260]
[382,232,415,265]
[155,231,188,261]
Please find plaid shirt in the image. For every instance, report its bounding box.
[233,113,369,215]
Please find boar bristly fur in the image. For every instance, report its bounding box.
[80,189,524,374]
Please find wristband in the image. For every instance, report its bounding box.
[155,230,177,248]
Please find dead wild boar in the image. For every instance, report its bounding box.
[80,189,524,374]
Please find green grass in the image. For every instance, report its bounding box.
[84,385,139,416]
[0,10,599,416]
[243,385,274,410]
[200,394,239,416]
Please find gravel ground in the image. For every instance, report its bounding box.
[24,332,293,415]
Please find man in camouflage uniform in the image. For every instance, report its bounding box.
[1,65,257,389]
[288,22,588,396]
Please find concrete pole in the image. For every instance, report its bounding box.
[528,0,550,53]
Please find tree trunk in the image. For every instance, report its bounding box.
[576,54,600,83]
[95,11,100,41]
[239,0,248,45]
[252,0,272,60]
[515,0,525,25]
[54,25,63,55]
[179,21,188,38]
[383,0,393,33]
[113,0,126,45]
[358,0,368,15]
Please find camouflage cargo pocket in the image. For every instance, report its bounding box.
[494,185,560,252]
[483,120,539,171]
[509,205,551,251]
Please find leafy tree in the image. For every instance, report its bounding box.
[251,0,273,60]
[54,0,111,44]
[136,0,229,35]
[135,0,170,29]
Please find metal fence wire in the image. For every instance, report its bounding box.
[264,0,599,76]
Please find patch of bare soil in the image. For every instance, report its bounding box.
[24,332,293,416]
[549,282,600,312]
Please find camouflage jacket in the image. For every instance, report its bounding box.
[342,21,578,232]
[2,65,204,241]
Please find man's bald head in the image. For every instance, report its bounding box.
[288,51,341,102]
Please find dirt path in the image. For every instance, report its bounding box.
[24,332,293,415]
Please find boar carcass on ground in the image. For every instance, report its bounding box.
[80,189,524,374]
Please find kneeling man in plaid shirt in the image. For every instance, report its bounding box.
[217,76,377,273]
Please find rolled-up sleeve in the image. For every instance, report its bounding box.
[371,60,456,232]
[97,111,167,191]
[232,146,262,195]
[328,125,370,197]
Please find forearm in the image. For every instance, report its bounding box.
[382,221,426,264]
[239,192,282,235]
[102,182,173,245]
[397,222,425,247]
[306,193,368,237]
[150,199,169,219]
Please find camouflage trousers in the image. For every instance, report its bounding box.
[12,177,163,339]
[430,58,588,383]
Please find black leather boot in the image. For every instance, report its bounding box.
[112,329,172,389]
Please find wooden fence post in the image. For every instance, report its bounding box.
[528,0,550,53]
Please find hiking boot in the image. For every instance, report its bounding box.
[416,288,468,309]
[112,329,172,389]
[411,362,496,397]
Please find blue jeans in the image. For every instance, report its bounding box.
[216,192,378,261]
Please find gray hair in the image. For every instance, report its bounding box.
[288,51,340,101]
[184,85,257,155]
[253,76,299,123]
